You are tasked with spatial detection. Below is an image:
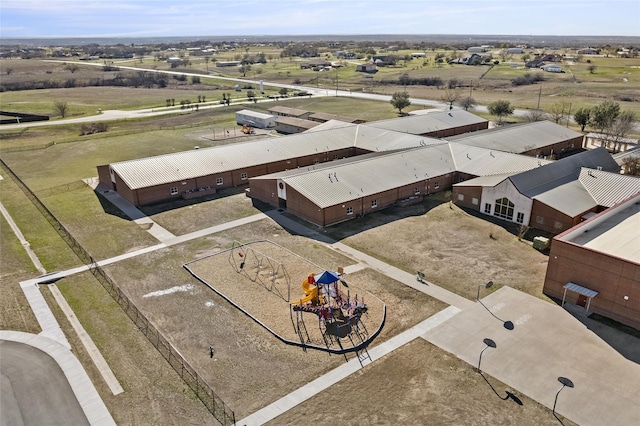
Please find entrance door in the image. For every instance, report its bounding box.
[577,294,587,307]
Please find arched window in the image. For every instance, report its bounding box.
[494,197,514,220]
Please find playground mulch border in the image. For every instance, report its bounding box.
[184,240,386,354]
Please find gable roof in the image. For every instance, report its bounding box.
[509,148,619,198]
[366,110,488,135]
[445,120,583,154]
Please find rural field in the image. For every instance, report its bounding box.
[0,46,632,425]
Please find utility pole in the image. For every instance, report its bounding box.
[536,86,542,110]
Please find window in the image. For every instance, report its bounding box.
[493,197,514,220]
[554,221,564,230]
[434,181,440,189]
[472,197,479,206]
[170,187,178,195]
[516,212,524,224]
[216,177,223,186]
[371,200,377,208]
[457,193,464,201]
[240,172,248,180]
[414,188,420,195]
[484,203,491,214]
[536,216,545,224]
[346,207,354,215]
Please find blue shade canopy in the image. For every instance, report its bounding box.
[314,270,340,284]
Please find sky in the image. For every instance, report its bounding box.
[1,0,639,39]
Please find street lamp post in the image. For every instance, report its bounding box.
[477,338,496,372]
[477,281,494,301]
[552,377,574,424]
[477,281,514,330]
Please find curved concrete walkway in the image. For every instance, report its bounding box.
[0,331,116,426]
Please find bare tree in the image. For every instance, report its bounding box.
[548,101,569,124]
[54,101,69,118]
[65,63,79,73]
[608,110,636,153]
[457,96,476,111]
[524,109,548,122]
[621,156,640,176]
[441,88,461,110]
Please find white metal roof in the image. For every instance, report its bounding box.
[281,144,456,208]
[532,180,597,217]
[110,126,359,189]
[450,143,552,176]
[366,110,488,135]
[560,194,640,264]
[564,282,599,298]
[446,121,584,154]
[578,168,640,208]
[236,109,275,120]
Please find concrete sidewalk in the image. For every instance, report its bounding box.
[421,286,640,426]
[238,306,462,426]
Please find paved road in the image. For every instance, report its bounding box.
[1,60,542,131]
[1,339,91,426]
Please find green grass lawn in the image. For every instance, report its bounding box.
[0,174,81,271]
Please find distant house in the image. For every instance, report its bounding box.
[216,61,241,67]
[356,63,377,73]
[507,47,525,54]
[577,47,599,55]
[468,46,486,53]
[541,64,563,73]
[372,55,396,66]
[334,51,356,59]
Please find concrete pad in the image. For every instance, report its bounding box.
[421,286,640,426]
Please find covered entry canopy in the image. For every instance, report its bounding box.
[562,282,599,313]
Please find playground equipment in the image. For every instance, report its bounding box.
[229,240,291,301]
[290,270,368,349]
[290,274,320,305]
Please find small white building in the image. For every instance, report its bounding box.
[236,109,276,129]
[542,64,563,73]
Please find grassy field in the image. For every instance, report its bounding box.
[0,52,635,425]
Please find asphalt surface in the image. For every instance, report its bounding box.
[0,340,90,426]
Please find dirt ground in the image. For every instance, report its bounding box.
[104,218,447,419]
[325,192,551,301]
[270,338,576,426]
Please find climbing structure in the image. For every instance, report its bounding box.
[290,270,369,352]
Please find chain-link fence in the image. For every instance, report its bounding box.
[0,158,235,425]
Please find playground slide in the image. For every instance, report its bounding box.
[290,278,318,305]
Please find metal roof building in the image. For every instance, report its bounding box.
[446,120,584,156]
[366,110,488,137]
[543,193,640,330]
